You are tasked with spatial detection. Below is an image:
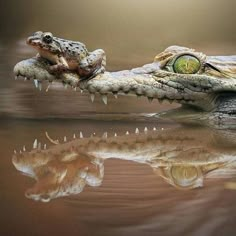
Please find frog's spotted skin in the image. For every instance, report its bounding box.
[27,31,106,80]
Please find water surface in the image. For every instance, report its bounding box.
[1,119,236,236]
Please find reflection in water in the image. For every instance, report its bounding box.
[12,127,236,202]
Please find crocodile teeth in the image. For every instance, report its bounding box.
[101,95,108,105]
[153,127,157,131]
[144,127,148,132]
[73,133,76,139]
[14,150,17,154]
[15,76,18,80]
[80,131,83,138]
[102,132,108,138]
[33,79,38,88]
[38,142,41,150]
[24,77,27,81]
[44,144,47,150]
[135,128,139,134]
[113,92,118,99]
[126,131,129,135]
[64,136,67,142]
[33,139,37,149]
[90,94,95,103]
[46,84,50,92]
[23,146,26,151]
[80,89,83,93]
[38,82,42,91]
[74,87,77,91]
[114,133,117,137]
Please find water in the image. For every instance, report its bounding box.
[1,1,236,235]
[2,119,236,236]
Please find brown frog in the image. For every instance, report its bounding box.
[27,31,106,80]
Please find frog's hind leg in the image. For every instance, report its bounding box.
[49,56,69,73]
[79,49,106,80]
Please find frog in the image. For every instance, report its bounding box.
[26,31,106,80]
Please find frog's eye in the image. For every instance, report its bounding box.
[172,55,201,74]
[42,33,53,44]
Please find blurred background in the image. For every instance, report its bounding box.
[0,0,236,117]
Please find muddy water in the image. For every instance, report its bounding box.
[1,119,236,236]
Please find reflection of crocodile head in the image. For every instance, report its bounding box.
[12,127,236,202]
[13,148,104,202]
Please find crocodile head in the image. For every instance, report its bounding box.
[14,45,236,113]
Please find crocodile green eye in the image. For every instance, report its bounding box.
[173,55,201,74]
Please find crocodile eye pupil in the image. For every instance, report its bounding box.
[173,55,200,74]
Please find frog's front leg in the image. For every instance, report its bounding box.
[78,49,106,80]
[49,56,69,74]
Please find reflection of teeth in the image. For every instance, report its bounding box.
[79,131,83,138]
[102,132,107,138]
[101,95,108,105]
[33,139,37,149]
[135,128,139,134]
[148,97,153,103]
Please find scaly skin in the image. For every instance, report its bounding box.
[12,127,236,202]
[14,46,236,125]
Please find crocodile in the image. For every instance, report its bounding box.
[14,45,236,127]
[12,126,236,202]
